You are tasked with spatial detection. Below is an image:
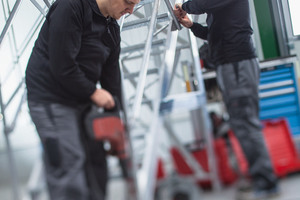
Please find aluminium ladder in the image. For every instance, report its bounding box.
[119,0,221,200]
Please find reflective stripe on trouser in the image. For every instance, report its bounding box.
[216,58,277,190]
[28,101,107,200]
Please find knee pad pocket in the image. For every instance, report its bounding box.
[227,97,256,119]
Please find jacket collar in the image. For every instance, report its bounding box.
[87,0,104,17]
[86,0,118,25]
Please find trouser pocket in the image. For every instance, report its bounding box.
[44,137,62,167]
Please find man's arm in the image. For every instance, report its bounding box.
[190,23,208,40]
[48,0,96,101]
[182,0,237,14]
[99,24,122,109]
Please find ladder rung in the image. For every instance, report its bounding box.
[138,0,155,7]
[121,50,164,61]
[131,133,146,140]
[127,99,152,109]
[121,39,165,54]
[122,13,169,31]
[124,68,158,79]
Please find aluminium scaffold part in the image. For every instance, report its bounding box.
[1,0,52,199]
[119,0,221,200]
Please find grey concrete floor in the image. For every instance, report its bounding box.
[107,173,300,200]
[201,174,300,200]
[1,144,300,200]
[1,108,300,200]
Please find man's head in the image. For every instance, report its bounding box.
[97,0,140,19]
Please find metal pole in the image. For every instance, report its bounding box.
[163,0,182,31]
[187,28,222,191]
[0,82,20,200]
[138,21,178,200]
[131,0,160,119]
[30,0,47,16]
[42,0,50,8]
[160,29,178,98]
[0,0,22,47]
[270,0,290,57]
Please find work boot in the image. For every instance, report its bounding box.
[236,177,252,193]
[236,186,280,200]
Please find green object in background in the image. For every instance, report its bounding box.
[253,0,280,60]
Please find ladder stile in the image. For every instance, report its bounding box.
[131,0,161,120]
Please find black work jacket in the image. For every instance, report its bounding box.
[26,0,122,106]
[182,0,256,65]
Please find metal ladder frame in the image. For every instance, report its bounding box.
[119,0,221,199]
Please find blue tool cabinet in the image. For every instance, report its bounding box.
[259,56,300,138]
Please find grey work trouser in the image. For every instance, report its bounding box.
[216,58,277,190]
[28,101,107,200]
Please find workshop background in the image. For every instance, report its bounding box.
[1,0,300,200]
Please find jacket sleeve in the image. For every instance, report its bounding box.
[47,0,96,101]
[182,0,237,14]
[190,22,208,40]
[100,39,123,109]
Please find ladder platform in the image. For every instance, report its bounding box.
[159,91,207,115]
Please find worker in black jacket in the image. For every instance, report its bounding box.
[174,0,279,200]
[25,0,139,199]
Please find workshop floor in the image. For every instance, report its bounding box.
[1,141,300,200]
[1,108,300,200]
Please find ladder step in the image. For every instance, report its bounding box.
[122,13,169,31]
[121,39,165,54]
[159,91,207,115]
[124,68,158,79]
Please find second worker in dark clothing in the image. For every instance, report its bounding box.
[174,0,279,199]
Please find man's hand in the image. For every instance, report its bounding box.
[174,3,185,17]
[174,3,193,28]
[90,89,115,109]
